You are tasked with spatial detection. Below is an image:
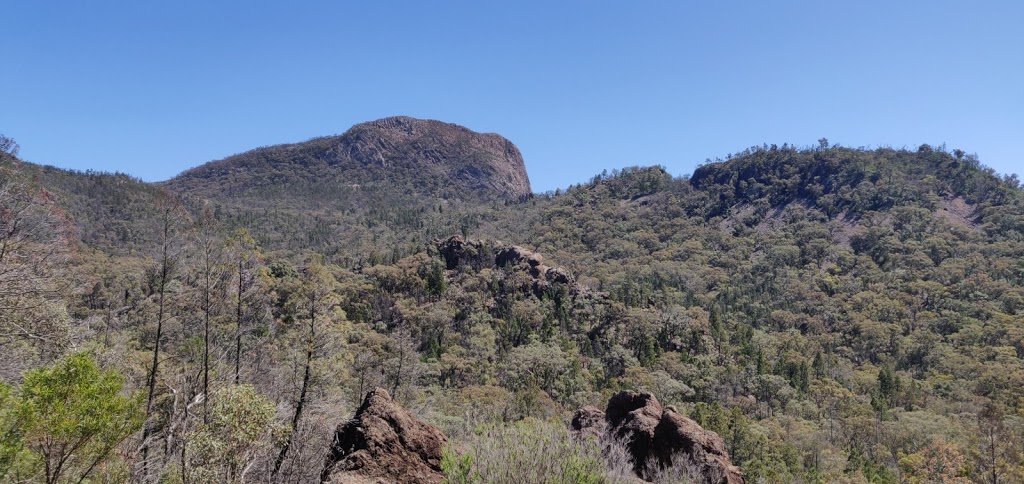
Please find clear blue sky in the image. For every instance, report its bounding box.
[2,1,1021,192]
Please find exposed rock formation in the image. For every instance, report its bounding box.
[435,235,585,298]
[346,117,532,199]
[437,235,490,271]
[572,391,743,484]
[321,388,447,484]
[168,116,532,204]
[570,405,607,439]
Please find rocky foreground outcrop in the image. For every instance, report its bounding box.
[320,388,447,484]
[573,391,744,484]
[320,387,739,483]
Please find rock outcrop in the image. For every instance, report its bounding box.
[346,117,532,200]
[573,391,744,484]
[435,236,586,299]
[168,116,532,204]
[437,235,490,271]
[321,388,447,484]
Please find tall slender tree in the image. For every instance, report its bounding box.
[226,228,261,385]
[141,194,186,478]
[193,208,224,423]
[272,257,339,477]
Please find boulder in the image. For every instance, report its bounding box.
[495,245,540,268]
[321,388,447,484]
[573,391,743,484]
[545,266,573,285]
[571,405,606,439]
[437,235,486,270]
[654,408,743,484]
[605,391,663,475]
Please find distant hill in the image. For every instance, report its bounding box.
[690,143,1020,220]
[3,117,535,258]
[165,116,532,207]
[0,157,175,255]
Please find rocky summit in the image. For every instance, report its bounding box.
[167,116,532,205]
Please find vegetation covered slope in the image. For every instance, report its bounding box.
[0,158,175,255]
[465,144,1024,481]
[1,134,1023,482]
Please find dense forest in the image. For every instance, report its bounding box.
[1,128,1023,483]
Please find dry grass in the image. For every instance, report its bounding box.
[442,418,719,484]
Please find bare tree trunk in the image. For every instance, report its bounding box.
[235,257,243,385]
[989,427,998,484]
[390,347,404,397]
[142,207,172,477]
[272,299,316,477]
[202,241,211,424]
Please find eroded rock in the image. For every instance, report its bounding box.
[571,405,607,439]
[574,391,744,484]
[321,388,447,484]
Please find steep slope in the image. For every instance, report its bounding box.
[165,116,532,207]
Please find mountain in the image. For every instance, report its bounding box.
[3,128,1024,483]
[165,116,532,207]
[2,117,534,259]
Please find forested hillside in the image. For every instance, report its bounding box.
[1,131,1022,482]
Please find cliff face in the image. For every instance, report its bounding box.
[166,116,532,205]
[340,117,531,199]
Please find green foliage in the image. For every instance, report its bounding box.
[1,352,142,483]
[440,447,476,484]
[0,384,32,479]
[185,385,282,483]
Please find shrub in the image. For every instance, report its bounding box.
[442,418,612,484]
[1,352,142,483]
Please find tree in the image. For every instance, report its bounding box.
[0,383,28,479]
[973,402,1012,484]
[186,385,281,483]
[225,228,264,385]
[193,208,225,422]
[141,194,188,477]
[386,329,421,402]
[0,134,19,157]
[4,353,142,484]
[898,437,969,484]
[272,257,341,476]
[0,174,71,380]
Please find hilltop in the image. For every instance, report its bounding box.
[165,116,532,207]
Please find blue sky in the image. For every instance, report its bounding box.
[2,1,1021,192]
